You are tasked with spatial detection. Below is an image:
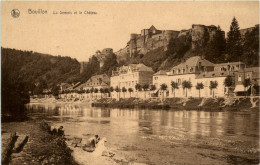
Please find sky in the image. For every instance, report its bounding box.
[1,1,259,62]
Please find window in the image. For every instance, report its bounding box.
[238,75,242,82]
[246,74,250,79]
[190,68,194,72]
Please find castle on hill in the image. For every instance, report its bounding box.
[115,24,225,62]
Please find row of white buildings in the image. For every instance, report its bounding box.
[60,56,259,99]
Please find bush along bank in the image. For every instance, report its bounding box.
[92,97,259,111]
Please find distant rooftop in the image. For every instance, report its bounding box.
[172,56,214,69]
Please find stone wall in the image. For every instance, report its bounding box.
[190,24,225,50]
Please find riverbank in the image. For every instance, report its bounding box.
[30,97,93,104]
[92,97,259,111]
[1,120,78,165]
[2,118,132,165]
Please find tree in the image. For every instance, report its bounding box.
[196,82,204,98]
[110,86,114,92]
[166,35,192,59]
[122,87,127,98]
[135,83,142,98]
[94,88,99,98]
[100,88,104,98]
[142,84,149,98]
[209,81,218,98]
[104,88,109,97]
[205,25,226,63]
[160,83,168,100]
[90,87,94,98]
[182,80,192,97]
[150,85,156,91]
[226,17,243,62]
[224,76,233,96]
[243,78,251,96]
[100,53,118,76]
[115,86,121,98]
[128,88,133,97]
[171,81,179,97]
[242,26,259,67]
[109,86,114,97]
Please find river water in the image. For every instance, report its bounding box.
[26,103,259,165]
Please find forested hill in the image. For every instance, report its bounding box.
[1,47,81,89]
[1,47,118,93]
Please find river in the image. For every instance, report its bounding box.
[26,103,259,165]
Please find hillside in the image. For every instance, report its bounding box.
[116,24,259,72]
[1,47,118,93]
[1,47,81,89]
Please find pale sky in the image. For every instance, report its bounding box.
[1,1,259,62]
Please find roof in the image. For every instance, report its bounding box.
[85,74,110,86]
[128,63,154,72]
[214,62,245,66]
[196,71,235,79]
[154,70,168,76]
[149,25,157,31]
[172,56,214,69]
[74,83,85,90]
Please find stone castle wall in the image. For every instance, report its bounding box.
[115,25,225,62]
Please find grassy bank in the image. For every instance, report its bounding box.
[92,97,259,111]
[1,120,78,165]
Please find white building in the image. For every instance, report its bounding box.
[110,63,154,98]
[196,71,235,97]
[153,56,221,98]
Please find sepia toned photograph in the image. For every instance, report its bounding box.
[1,1,259,165]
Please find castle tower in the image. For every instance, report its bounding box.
[129,33,138,57]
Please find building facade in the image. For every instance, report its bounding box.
[82,74,110,91]
[152,56,255,98]
[111,63,154,98]
[234,67,260,95]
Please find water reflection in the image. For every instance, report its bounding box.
[26,103,259,139]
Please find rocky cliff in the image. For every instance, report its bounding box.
[115,24,224,63]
